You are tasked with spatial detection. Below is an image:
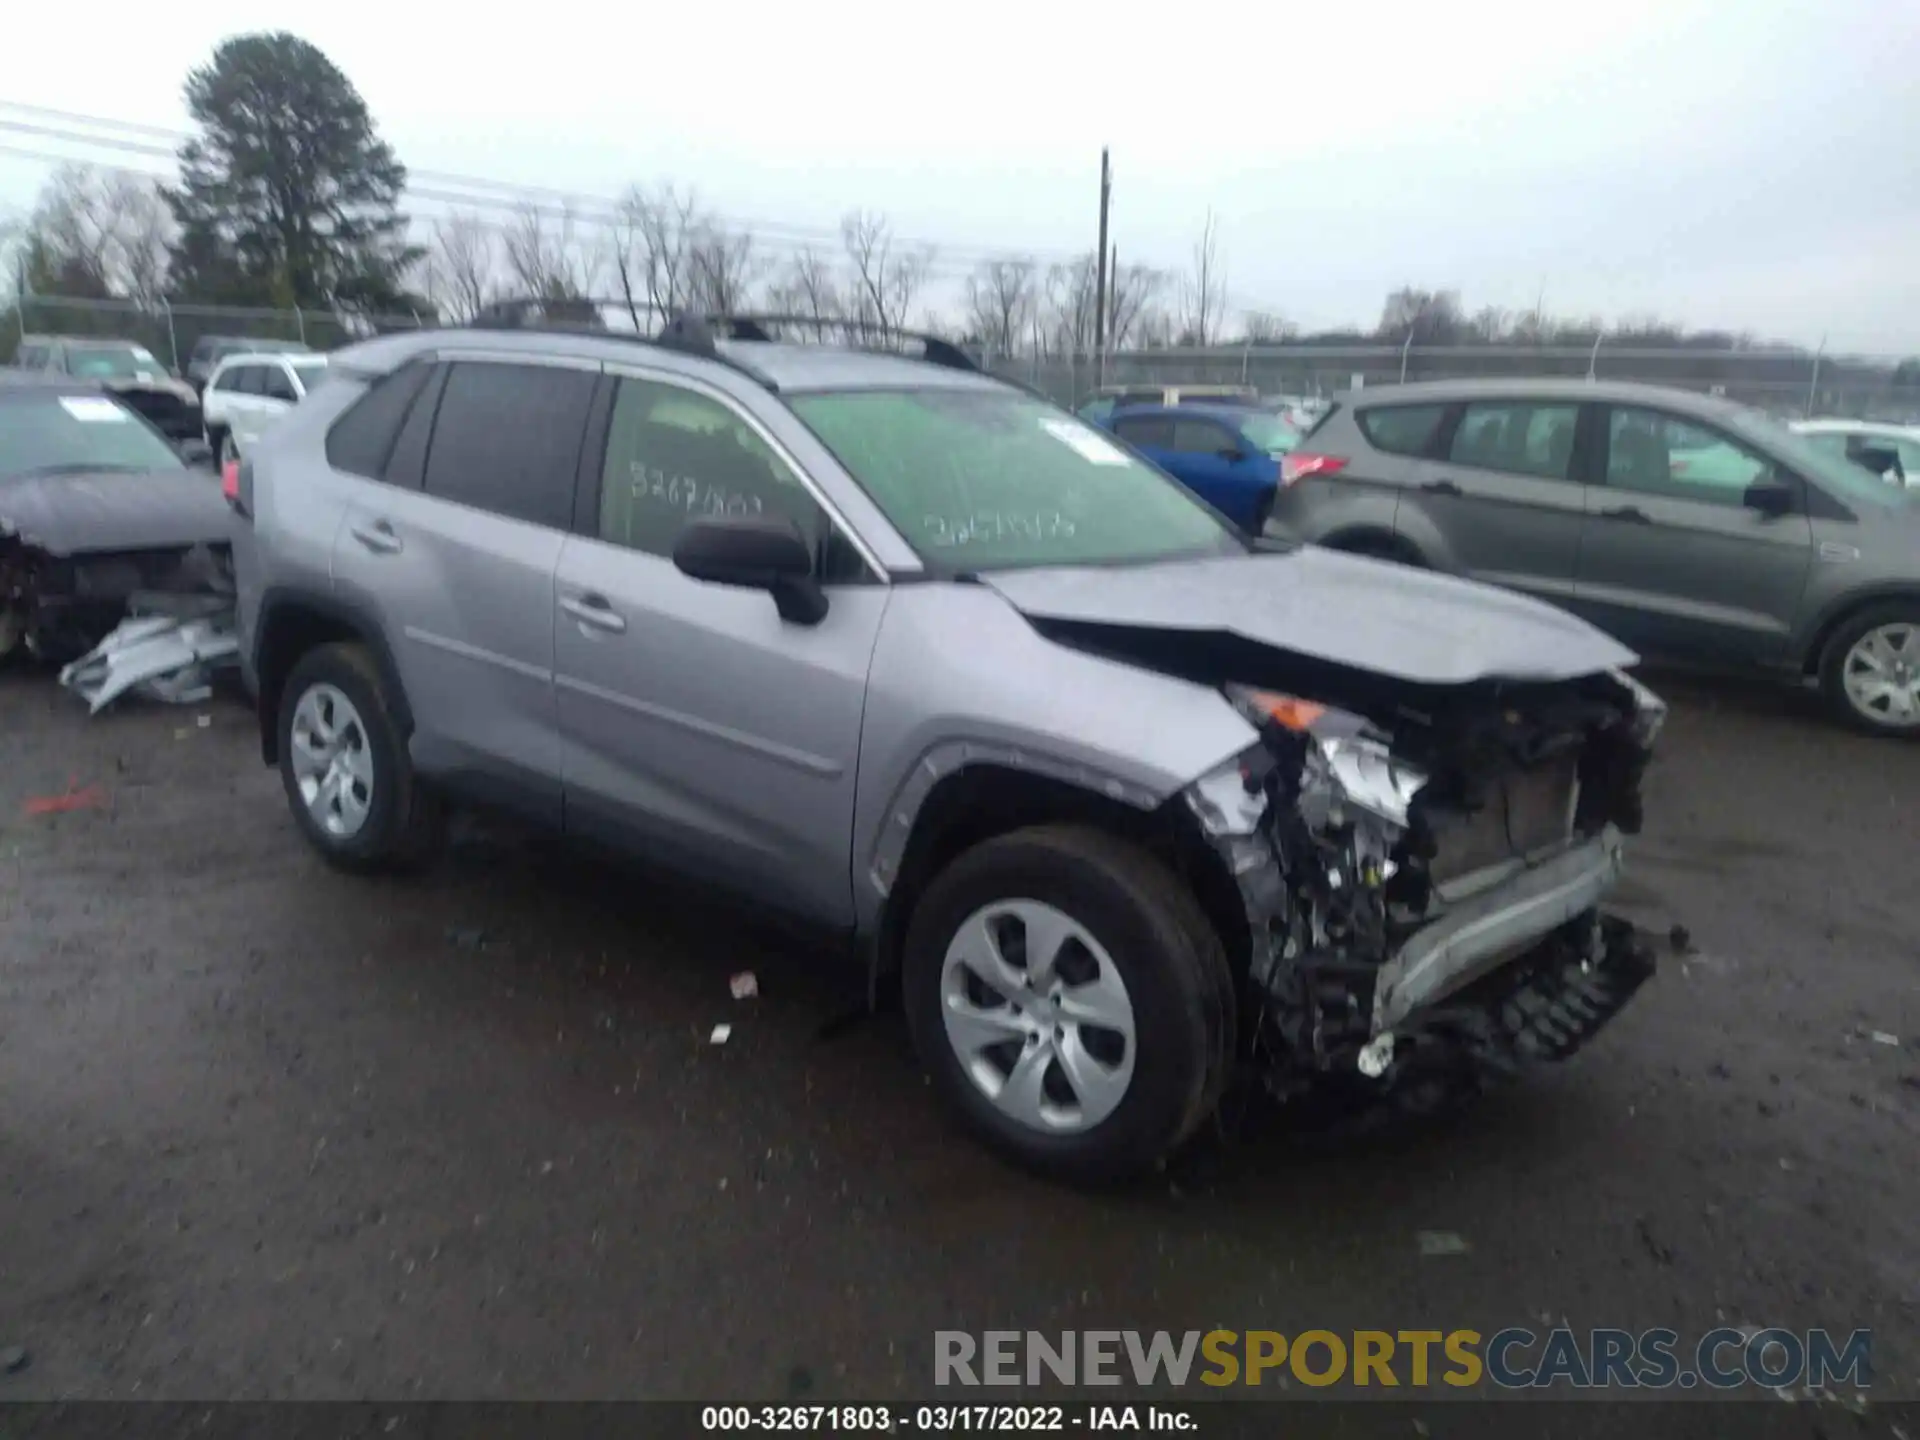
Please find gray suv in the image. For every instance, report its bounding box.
[1269,379,1920,734]
[230,313,1668,1182]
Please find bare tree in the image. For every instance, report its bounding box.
[1107,263,1168,350]
[841,210,933,340]
[607,183,705,326]
[502,202,601,301]
[1179,210,1226,347]
[1238,309,1297,344]
[21,163,174,301]
[425,211,498,322]
[1467,305,1510,343]
[964,259,1038,357]
[765,248,845,339]
[687,222,764,315]
[1377,286,1463,343]
[1043,255,1098,355]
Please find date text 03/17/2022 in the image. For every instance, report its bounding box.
[700,1404,1195,1432]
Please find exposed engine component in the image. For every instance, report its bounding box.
[1183,665,1666,1114]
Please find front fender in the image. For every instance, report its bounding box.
[850,585,1257,933]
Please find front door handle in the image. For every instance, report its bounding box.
[1422,479,1463,497]
[349,520,402,554]
[561,593,627,634]
[1598,505,1652,524]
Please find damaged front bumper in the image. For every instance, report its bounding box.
[1184,668,1666,1101]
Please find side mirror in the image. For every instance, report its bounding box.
[1743,477,1795,517]
[672,515,828,625]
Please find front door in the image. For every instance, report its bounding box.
[552,367,887,927]
[1571,404,1814,665]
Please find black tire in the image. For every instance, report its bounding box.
[902,825,1234,1185]
[205,424,228,459]
[276,642,443,873]
[1817,602,1920,737]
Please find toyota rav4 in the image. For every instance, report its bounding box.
[229,308,1667,1183]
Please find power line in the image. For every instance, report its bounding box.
[0,102,1080,269]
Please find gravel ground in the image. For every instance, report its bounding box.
[0,663,1914,1413]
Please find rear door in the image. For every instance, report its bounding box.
[330,356,597,823]
[552,366,888,927]
[1571,404,1815,664]
[1394,396,1590,603]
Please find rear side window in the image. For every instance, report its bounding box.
[421,361,596,529]
[325,361,435,479]
[1113,413,1175,448]
[1170,418,1234,455]
[1357,403,1448,457]
[1446,400,1579,481]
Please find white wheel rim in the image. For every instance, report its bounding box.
[938,899,1137,1135]
[289,683,375,838]
[1842,623,1920,729]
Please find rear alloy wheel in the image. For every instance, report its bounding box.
[903,825,1231,1184]
[277,642,442,871]
[1821,607,1920,735]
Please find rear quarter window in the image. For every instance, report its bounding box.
[1357,403,1449,457]
[324,362,436,479]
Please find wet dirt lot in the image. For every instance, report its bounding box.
[0,665,1915,1407]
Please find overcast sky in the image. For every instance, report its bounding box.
[4,0,1917,353]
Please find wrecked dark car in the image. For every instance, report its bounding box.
[235,322,1665,1185]
[0,371,234,666]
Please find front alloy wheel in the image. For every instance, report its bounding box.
[1838,621,1920,731]
[288,682,375,839]
[939,899,1138,1134]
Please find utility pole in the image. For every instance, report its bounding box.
[1109,243,1119,349]
[1094,147,1111,384]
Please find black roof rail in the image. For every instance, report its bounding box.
[702,314,985,375]
[465,298,778,391]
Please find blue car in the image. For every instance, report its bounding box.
[1099,403,1302,531]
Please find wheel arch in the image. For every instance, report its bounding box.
[1318,526,1427,566]
[253,587,412,765]
[869,762,1250,998]
[1801,586,1920,676]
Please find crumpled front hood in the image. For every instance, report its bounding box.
[983,546,1638,686]
[0,470,233,556]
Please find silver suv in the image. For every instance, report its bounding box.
[230,313,1668,1182]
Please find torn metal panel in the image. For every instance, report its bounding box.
[58,602,240,714]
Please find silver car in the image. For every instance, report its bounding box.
[229,315,1667,1182]
[1271,379,1920,734]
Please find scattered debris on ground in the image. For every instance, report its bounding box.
[0,1345,28,1376]
[1668,923,1693,953]
[730,971,759,1001]
[1635,1215,1676,1266]
[709,1024,732,1045]
[58,596,239,714]
[1416,1231,1470,1257]
[23,780,106,817]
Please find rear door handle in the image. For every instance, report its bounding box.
[1598,505,1652,524]
[349,520,402,554]
[1422,479,1462,497]
[561,593,627,634]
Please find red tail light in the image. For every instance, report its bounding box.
[220,459,240,503]
[1280,453,1348,486]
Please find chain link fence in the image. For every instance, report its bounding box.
[8,291,1913,425]
[989,343,1920,424]
[1,293,430,372]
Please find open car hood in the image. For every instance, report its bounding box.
[982,546,1638,686]
[0,470,233,556]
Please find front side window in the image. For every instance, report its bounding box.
[597,377,825,560]
[64,345,164,382]
[1605,408,1772,507]
[421,361,596,528]
[1112,413,1175,449]
[1169,418,1235,456]
[788,388,1242,572]
[263,366,299,402]
[289,361,330,397]
[1357,403,1448,457]
[0,393,185,480]
[1447,400,1579,481]
[233,366,267,397]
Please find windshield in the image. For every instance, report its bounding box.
[0,393,185,480]
[788,389,1244,571]
[1745,413,1910,510]
[65,345,165,382]
[290,360,331,395]
[1239,413,1302,455]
